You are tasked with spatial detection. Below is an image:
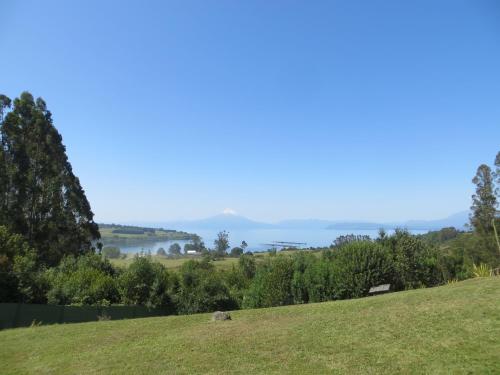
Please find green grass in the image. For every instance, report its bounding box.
[1,277,499,374]
[110,254,242,271]
[98,225,197,248]
[110,250,314,271]
[99,227,189,239]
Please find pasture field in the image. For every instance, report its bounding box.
[98,224,197,249]
[1,277,499,374]
[110,253,242,270]
[109,249,316,270]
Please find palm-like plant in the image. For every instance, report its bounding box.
[472,263,492,278]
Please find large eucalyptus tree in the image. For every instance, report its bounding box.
[0,92,99,266]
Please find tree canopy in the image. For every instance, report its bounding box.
[470,164,497,235]
[0,92,100,266]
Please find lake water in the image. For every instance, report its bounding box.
[119,228,429,253]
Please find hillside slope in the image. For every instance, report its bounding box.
[1,278,499,374]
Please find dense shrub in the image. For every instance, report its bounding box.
[222,266,247,308]
[0,226,46,303]
[290,252,316,304]
[12,250,48,303]
[328,241,394,299]
[449,233,499,268]
[332,234,371,248]
[45,254,119,306]
[222,255,257,307]
[302,254,334,303]
[243,255,295,308]
[380,230,443,289]
[238,254,256,279]
[102,246,121,259]
[175,259,237,314]
[230,247,244,257]
[418,227,462,245]
[118,255,175,311]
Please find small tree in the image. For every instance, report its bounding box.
[493,151,500,253]
[238,254,256,279]
[494,151,500,199]
[168,243,181,256]
[184,237,205,254]
[470,164,497,235]
[214,231,230,258]
[157,247,167,256]
[230,247,243,257]
[241,241,248,251]
[118,255,175,310]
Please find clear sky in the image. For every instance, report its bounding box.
[1,0,499,223]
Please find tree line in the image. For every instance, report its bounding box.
[0,226,443,310]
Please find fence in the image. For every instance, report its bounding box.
[0,303,169,329]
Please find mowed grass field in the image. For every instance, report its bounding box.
[1,277,499,374]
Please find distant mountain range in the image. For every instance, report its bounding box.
[149,211,469,231]
[165,214,274,230]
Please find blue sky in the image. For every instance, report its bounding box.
[1,0,499,223]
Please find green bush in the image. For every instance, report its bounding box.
[0,226,46,303]
[446,232,499,269]
[380,230,443,289]
[175,259,237,314]
[302,255,334,303]
[45,254,119,305]
[290,252,316,304]
[243,255,295,308]
[118,255,175,311]
[102,246,121,259]
[12,250,48,303]
[238,254,256,279]
[329,241,394,299]
[230,247,244,257]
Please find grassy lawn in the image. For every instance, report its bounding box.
[1,277,499,374]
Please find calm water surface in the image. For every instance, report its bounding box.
[119,228,429,253]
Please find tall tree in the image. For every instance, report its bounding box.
[493,151,500,253]
[0,92,99,266]
[214,230,230,257]
[470,164,497,235]
[495,151,500,201]
[0,95,12,225]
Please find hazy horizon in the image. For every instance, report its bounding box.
[114,208,469,227]
[2,1,499,223]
